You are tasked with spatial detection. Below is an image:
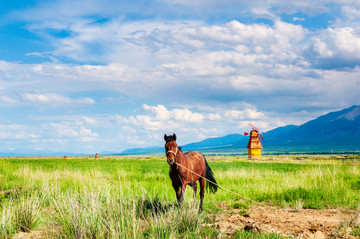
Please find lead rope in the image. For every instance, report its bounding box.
[175,162,274,208]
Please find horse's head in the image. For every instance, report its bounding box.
[164,133,178,165]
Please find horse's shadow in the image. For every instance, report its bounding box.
[135,195,177,218]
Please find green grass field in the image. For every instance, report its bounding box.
[1,155,359,238]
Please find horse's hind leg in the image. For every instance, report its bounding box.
[191,181,197,203]
[199,178,205,213]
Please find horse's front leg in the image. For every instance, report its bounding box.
[173,183,186,210]
[178,183,187,210]
[173,185,182,208]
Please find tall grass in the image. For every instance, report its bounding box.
[49,186,215,238]
[0,195,42,239]
[210,159,360,208]
[0,156,359,238]
[13,195,42,232]
[0,200,14,239]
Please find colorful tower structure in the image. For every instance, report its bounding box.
[245,123,264,159]
[247,130,262,158]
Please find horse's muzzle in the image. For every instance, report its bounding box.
[167,158,175,165]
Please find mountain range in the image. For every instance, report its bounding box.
[1,105,359,156]
[122,105,360,154]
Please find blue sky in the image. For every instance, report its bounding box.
[1,0,360,154]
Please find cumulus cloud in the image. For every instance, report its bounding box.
[310,26,360,68]
[225,108,265,120]
[143,104,204,123]
[208,113,222,120]
[109,104,276,147]
[142,104,171,121]
[0,15,358,113]
[81,116,98,125]
[1,0,360,153]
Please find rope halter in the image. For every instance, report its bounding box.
[166,147,178,157]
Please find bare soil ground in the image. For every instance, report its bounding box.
[11,206,359,238]
[13,230,44,239]
[208,205,360,238]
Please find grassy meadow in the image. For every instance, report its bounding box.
[0,155,360,238]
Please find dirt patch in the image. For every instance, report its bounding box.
[13,230,44,239]
[207,205,359,238]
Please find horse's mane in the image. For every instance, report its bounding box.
[165,135,176,142]
[178,146,183,152]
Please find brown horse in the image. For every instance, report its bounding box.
[164,133,218,212]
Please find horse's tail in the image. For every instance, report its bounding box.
[205,158,218,194]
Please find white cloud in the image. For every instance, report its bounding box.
[311,26,360,67]
[143,104,204,123]
[81,116,98,125]
[142,104,170,120]
[117,104,206,136]
[0,60,12,70]
[0,124,40,140]
[225,108,265,120]
[14,133,39,139]
[50,122,98,140]
[134,115,163,131]
[1,1,360,153]
[173,108,204,123]
[109,103,276,148]
[22,93,95,105]
[342,6,360,19]
[1,18,355,111]
[208,113,222,120]
[293,17,305,21]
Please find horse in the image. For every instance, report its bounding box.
[164,133,218,212]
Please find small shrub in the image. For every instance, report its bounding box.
[293,199,304,212]
[176,208,201,234]
[13,195,42,233]
[230,201,249,210]
[351,226,360,237]
[332,211,360,238]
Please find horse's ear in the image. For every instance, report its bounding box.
[164,134,168,141]
[173,133,176,141]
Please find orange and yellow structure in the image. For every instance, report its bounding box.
[247,129,262,159]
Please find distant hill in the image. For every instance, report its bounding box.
[121,146,163,154]
[121,105,360,154]
[182,134,247,151]
[263,105,360,152]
